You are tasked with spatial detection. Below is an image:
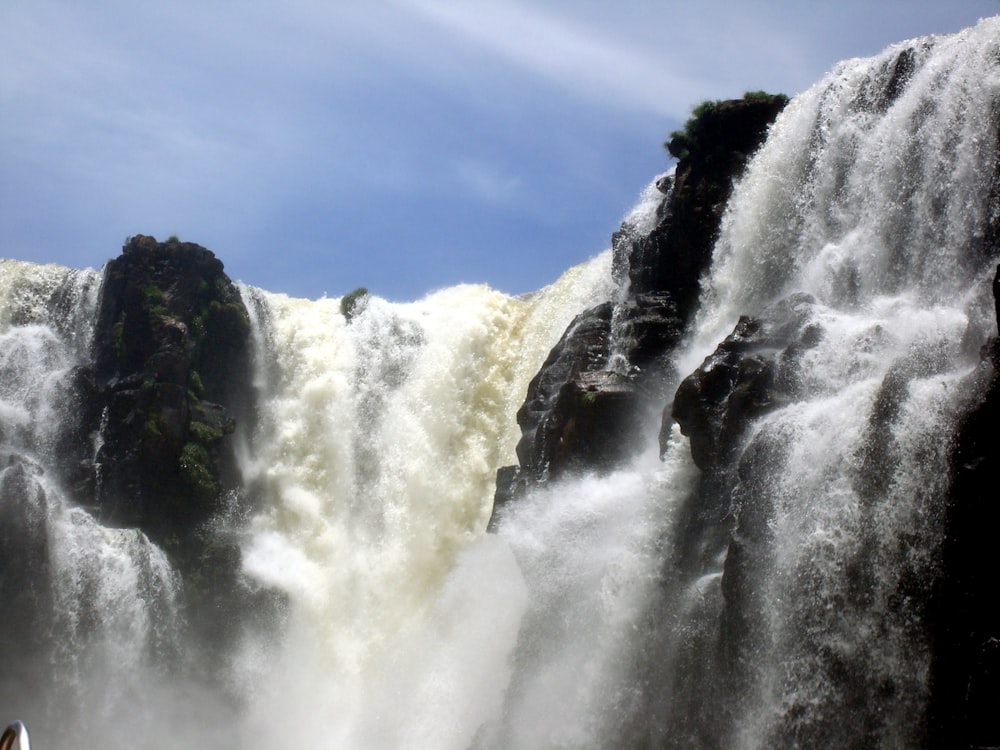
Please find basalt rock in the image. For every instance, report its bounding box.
[490,294,683,528]
[491,303,625,527]
[0,461,53,712]
[75,235,275,666]
[927,266,1000,750]
[652,293,828,746]
[667,293,820,573]
[492,94,788,527]
[513,302,616,480]
[88,235,251,539]
[613,93,788,318]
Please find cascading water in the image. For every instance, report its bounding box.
[0,262,184,747]
[456,18,999,749]
[608,171,673,375]
[700,22,999,747]
[0,17,997,750]
[231,255,617,747]
[652,19,998,748]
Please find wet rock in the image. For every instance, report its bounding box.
[514,303,615,479]
[491,294,682,527]
[76,235,276,676]
[0,463,53,707]
[492,94,788,527]
[927,265,1000,749]
[613,93,789,319]
[88,235,251,538]
[668,294,818,474]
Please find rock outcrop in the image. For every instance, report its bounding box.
[68,236,275,661]
[667,294,819,572]
[491,93,788,528]
[0,461,53,712]
[85,235,251,540]
[615,93,789,315]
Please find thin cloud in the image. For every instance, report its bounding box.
[395,0,701,116]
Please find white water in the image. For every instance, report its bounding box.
[233,253,617,746]
[232,20,999,745]
[0,261,184,747]
[1,17,998,749]
[679,18,1000,748]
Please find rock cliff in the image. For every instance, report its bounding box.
[489,72,999,744]
[490,92,789,528]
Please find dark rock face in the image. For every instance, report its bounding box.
[1,236,280,698]
[655,270,1000,748]
[614,94,789,318]
[927,267,1000,749]
[0,461,53,710]
[492,95,788,527]
[512,302,677,482]
[490,295,683,528]
[514,303,616,481]
[668,294,819,575]
[87,235,251,539]
[75,236,278,663]
[856,47,917,114]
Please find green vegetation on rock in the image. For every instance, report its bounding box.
[341,287,369,321]
[179,441,217,499]
[665,91,790,161]
[189,419,225,445]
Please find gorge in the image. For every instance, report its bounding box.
[2,18,999,749]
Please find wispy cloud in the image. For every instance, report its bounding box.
[395,0,697,116]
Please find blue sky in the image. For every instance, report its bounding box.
[2,1,997,301]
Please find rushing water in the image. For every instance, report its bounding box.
[1,17,998,749]
[0,262,184,747]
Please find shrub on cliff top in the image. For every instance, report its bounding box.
[666,90,789,161]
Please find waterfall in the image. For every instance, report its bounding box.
[0,16,997,750]
[466,18,1000,749]
[0,261,185,747]
[693,21,999,748]
[232,255,616,746]
[608,171,673,375]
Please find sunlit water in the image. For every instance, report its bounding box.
[1,17,998,749]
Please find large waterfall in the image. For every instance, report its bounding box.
[1,17,998,749]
